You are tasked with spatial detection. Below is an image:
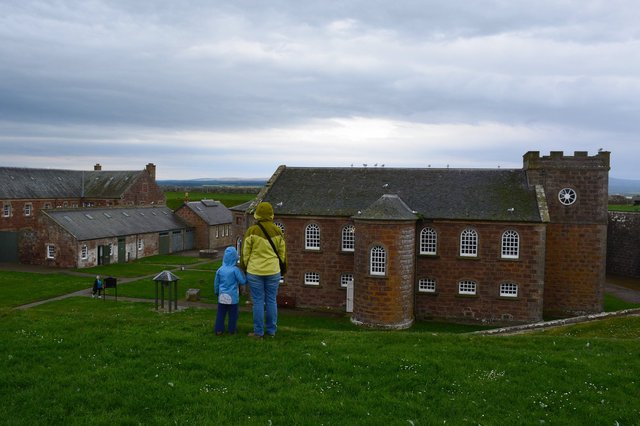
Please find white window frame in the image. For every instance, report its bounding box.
[305,223,320,250]
[24,203,33,217]
[419,227,437,255]
[341,225,355,252]
[274,221,285,233]
[458,280,477,295]
[500,282,519,298]
[340,273,353,288]
[501,230,520,259]
[304,272,320,286]
[3,203,11,217]
[46,244,56,259]
[80,245,88,260]
[137,239,143,251]
[370,245,387,276]
[460,228,478,257]
[418,278,436,293]
[216,226,220,238]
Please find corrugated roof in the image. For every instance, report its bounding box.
[45,206,188,241]
[182,200,232,225]
[258,166,543,222]
[0,167,143,199]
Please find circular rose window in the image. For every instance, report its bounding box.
[558,188,577,205]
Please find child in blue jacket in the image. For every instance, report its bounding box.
[214,247,247,335]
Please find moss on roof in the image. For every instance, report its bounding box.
[259,166,542,222]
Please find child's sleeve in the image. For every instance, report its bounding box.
[235,267,247,285]
[214,270,220,295]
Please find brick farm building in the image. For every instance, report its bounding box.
[232,151,610,328]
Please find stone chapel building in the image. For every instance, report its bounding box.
[232,151,610,327]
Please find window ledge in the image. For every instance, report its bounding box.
[457,256,481,261]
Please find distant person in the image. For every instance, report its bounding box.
[240,202,287,338]
[92,275,103,299]
[214,246,247,335]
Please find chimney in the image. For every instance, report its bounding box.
[145,163,156,180]
[94,163,102,171]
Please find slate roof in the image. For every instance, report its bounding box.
[153,270,181,282]
[0,167,144,199]
[181,200,232,225]
[257,166,544,222]
[358,194,418,221]
[44,206,188,241]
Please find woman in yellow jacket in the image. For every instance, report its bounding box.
[240,202,287,338]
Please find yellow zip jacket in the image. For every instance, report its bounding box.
[240,202,287,276]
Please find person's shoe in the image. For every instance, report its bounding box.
[247,332,263,339]
[266,333,275,338]
[215,331,223,336]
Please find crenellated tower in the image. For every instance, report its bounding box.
[524,150,610,317]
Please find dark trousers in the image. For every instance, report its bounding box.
[92,284,102,296]
[215,303,239,334]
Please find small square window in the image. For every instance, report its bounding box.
[3,204,11,217]
[418,278,436,293]
[340,274,353,288]
[304,272,320,286]
[24,203,33,217]
[500,283,518,298]
[458,280,477,295]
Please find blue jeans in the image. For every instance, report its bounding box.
[247,273,280,336]
[215,303,239,334]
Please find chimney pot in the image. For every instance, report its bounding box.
[145,163,156,180]
[94,163,102,171]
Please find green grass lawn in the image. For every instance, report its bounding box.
[1,265,640,424]
[1,296,639,425]
[608,204,640,212]
[164,191,255,210]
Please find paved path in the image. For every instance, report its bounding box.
[5,261,640,313]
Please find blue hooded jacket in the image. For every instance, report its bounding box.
[214,247,247,304]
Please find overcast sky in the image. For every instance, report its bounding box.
[1,1,638,179]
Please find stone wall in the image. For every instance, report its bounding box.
[351,219,415,329]
[275,216,355,312]
[607,212,640,278]
[414,220,546,324]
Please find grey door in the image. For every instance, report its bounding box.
[159,232,170,255]
[171,230,183,253]
[184,229,194,250]
[98,245,111,265]
[0,232,18,263]
[118,238,126,264]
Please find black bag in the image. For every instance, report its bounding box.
[257,222,287,275]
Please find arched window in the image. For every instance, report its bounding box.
[501,230,519,259]
[459,228,478,257]
[419,227,437,255]
[458,280,477,295]
[305,223,320,250]
[274,221,285,233]
[418,278,436,293]
[341,225,355,252]
[370,245,386,276]
[500,282,518,297]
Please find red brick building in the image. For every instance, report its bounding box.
[232,151,610,327]
[20,206,191,268]
[175,200,234,251]
[0,163,165,262]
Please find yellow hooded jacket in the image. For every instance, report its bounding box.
[240,202,287,276]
